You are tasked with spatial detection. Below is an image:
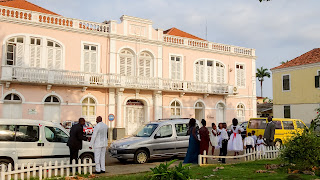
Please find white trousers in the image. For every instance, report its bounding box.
[94,147,106,172]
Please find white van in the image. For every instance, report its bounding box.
[0,119,94,171]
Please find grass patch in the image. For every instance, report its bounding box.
[97,160,319,180]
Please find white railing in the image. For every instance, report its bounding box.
[198,146,280,166]
[0,159,94,180]
[2,66,235,95]
[0,5,110,34]
[164,35,255,56]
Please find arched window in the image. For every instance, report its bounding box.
[4,93,22,102]
[216,62,225,84]
[138,51,153,77]
[44,95,60,104]
[237,103,245,122]
[6,36,25,66]
[82,97,96,123]
[47,40,62,69]
[170,100,181,117]
[119,49,134,76]
[3,93,22,119]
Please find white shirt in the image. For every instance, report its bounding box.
[90,122,108,148]
[220,128,228,140]
[244,136,255,146]
[252,135,257,145]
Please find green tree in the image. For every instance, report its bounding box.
[280,60,289,65]
[256,67,271,97]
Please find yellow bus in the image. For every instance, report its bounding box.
[246,118,307,147]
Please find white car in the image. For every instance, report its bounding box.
[0,119,94,171]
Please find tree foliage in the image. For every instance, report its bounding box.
[256,67,271,97]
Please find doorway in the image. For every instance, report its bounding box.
[125,100,146,135]
[216,103,225,124]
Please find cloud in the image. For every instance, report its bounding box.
[27,0,320,98]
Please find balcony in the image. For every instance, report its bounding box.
[1,66,236,95]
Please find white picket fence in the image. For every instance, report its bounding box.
[199,146,280,166]
[1,159,95,180]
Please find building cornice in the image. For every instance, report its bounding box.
[271,62,320,73]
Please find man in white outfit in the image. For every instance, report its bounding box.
[89,116,108,174]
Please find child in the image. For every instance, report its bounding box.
[209,123,218,155]
[217,123,223,162]
[243,132,255,151]
[227,118,244,156]
[220,123,229,164]
[256,135,266,155]
[251,130,257,146]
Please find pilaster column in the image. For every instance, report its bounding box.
[153,91,162,121]
[115,88,124,128]
[108,88,116,128]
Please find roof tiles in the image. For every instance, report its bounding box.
[272,48,320,70]
[0,0,59,15]
[164,27,204,41]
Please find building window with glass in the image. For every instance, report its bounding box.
[216,62,225,84]
[6,36,24,66]
[83,44,98,73]
[82,97,96,123]
[236,103,245,122]
[282,75,290,91]
[170,56,182,80]
[47,40,62,69]
[236,64,245,87]
[284,105,291,118]
[170,100,181,117]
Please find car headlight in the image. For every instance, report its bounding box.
[118,144,129,149]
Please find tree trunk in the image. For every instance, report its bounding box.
[260,80,263,97]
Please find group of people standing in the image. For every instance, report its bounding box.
[67,116,108,174]
[184,116,276,164]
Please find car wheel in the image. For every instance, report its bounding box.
[117,158,127,163]
[80,153,94,164]
[0,159,13,172]
[134,150,149,164]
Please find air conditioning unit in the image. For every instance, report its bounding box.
[233,86,239,95]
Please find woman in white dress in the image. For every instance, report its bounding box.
[209,123,218,155]
[227,118,244,156]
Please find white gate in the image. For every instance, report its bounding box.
[3,103,22,119]
[44,105,60,123]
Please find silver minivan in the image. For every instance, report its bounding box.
[109,118,199,164]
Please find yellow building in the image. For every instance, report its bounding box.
[271,48,320,126]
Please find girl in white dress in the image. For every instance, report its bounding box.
[256,135,266,156]
[209,123,218,155]
[227,118,244,156]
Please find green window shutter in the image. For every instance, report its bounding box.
[315,76,319,88]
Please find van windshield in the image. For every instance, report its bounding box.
[134,124,158,137]
[248,119,267,129]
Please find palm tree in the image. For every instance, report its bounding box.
[256,67,271,97]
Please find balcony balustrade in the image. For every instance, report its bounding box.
[1,66,235,95]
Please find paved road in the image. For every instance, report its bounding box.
[102,147,245,177]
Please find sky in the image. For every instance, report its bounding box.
[28,0,320,98]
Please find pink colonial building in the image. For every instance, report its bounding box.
[0,0,257,139]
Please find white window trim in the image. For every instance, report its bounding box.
[236,102,246,122]
[235,62,246,89]
[283,105,291,118]
[169,53,184,80]
[81,41,101,73]
[282,74,291,92]
[2,33,65,69]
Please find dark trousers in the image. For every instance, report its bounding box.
[246,145,253,150]
[221,139,228,163]
[69,147,79,164]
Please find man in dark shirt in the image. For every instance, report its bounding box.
[67,118,88,164]
[263,116,276,146]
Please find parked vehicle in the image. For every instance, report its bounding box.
[109,118,200,164]
[227,121,248,139]
[0,119,94,171]
[246,118,308,147]
[62,121,94,135]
